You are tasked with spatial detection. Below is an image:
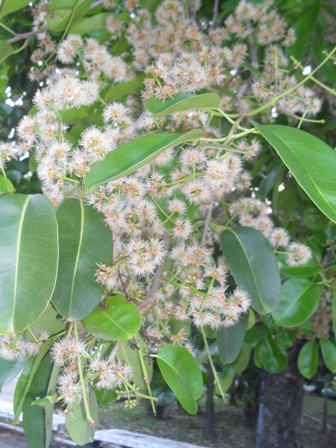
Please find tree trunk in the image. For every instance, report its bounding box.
[203,362,215,442]
[256,341,305,448]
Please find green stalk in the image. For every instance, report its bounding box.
[74,322,94,424]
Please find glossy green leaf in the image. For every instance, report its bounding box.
[85,130,202,192]
[51,198,113,321]
[298,340,318,379]
[280,259,321,278]
[66,389,98,445]
[0,40,14,64]
[156,344,203,415]
[47,0,91,32]
[105,75,144,101]
[215,365,236,395]
[69,12,110,34]
[220,227,280,314]
[118,341,153,392]
[320,339,336,373]
[272,279,321,327]
[83,296,141,340]
[0,357,24,390]
[22,353,58,448]
[144,93,221,117]
[95,388,117,405]
[258,336,288,374]
[245,324,269,347]
[0,0,32,17]
[217,313,248,364]
[0,194,58,333]
[0,175,14,194]
[232,343,251,374]
[14,337,57,422]
[254,123,336,223]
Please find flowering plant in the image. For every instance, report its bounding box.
[0,0,335,446]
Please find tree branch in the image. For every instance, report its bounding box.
[212,0,220,27]
[7,27,48,44]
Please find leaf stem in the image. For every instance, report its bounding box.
[200,325,225,401]
[74,322,94,424]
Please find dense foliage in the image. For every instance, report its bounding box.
[0,0,335,446]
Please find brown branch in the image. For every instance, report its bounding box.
[212,0,220,27]
[201,204,213,246]
[139,232,170,316]
[7,27,49,44]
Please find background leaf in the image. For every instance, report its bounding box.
[65,389,98,446]
[254,123,336,223]
[0,194,58,333]
[217,313,248,364]
[156,344,203,415]
[298,340,319,379]
[118,340,153,392]
[0,174,15,194]
[144,93,221,117]
[84,130,202,192]
[320,339,336,373]
[83,296,141,340]
[272,279,321,327]
[0,356,24,391]
[22,353,58,448]
[258,336,288,374]
[220,227,281,314]
[51,198,113,321]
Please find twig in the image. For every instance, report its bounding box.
[139,233,169,315]
[212,0,220,27]
[7,27,48,44]
[90,0,104,9]
[201,204,213,246]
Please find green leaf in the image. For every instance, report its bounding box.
[333,289,336,338]
[118,341,153,392]
[47,0,92,32]
[156,344,203,415]
[0,40,14,63]
[66,389,98,446]
[0,357,24,390]
[69,12,110,34]
[320,339,336,373]
[22,353,59,448]
[280,259,321,278]
[220,227,281,314]
[254,123,336,223]
[272,279,321,327]
[215,365,236,395]
[217,313,248,364]
[303,205,328,231]
[258,336,288,374]
[0,0,33,17]
[95,388,117,405]
[83,296,141,340]
[287,1,320,58]
[231,343,251,374]
[105,75,145,101]
[84,130,202,192]
[14,337,57,422]
[144,93,221,117]
[0,175,15,194]
[51,198,113,321]
[298,340,319,379]
[245,324,269,347]
[0,194,58,333]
